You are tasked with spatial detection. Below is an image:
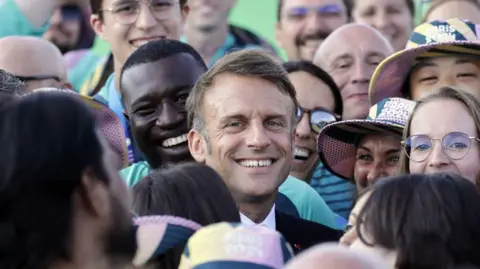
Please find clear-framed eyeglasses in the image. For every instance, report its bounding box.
[401,132,480,162]
[101,0,180,25]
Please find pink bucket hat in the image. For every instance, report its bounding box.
[317,98,416,181]
[369,18,480,104]
[27,88,129,169]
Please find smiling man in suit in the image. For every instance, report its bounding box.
[187,49,342,253]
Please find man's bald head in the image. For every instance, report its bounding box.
[314,23,392,68]
[0,36,70,92]
[285,243,390,269]
[311,23,393,120]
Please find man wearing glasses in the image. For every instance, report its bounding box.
[0,36,71,92]
[275,0,350,61]
[89,0,188,164]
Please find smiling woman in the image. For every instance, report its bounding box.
[317,97,415,193]
[351,0,414,52]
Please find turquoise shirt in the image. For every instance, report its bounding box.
[180,32,261,67]
[0,0,48,37]
[120,162,346,230]
[309,162,356,220]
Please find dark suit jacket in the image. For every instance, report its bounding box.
[275,210,343,254]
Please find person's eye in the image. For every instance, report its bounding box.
[387,155,400,164]
[457,73,477,78]
[418,76,437,83]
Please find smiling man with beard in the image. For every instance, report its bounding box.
[0,91,136,269]
[118,39,208,186]
[276,0,350,61]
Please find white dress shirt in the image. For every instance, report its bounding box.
[240,204,276,230]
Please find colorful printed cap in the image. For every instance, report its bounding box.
[178,222,294,269]
[369,18,480,104]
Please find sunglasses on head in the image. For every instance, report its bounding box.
[296,106,339,133]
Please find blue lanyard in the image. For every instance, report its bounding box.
[107,77,135,164]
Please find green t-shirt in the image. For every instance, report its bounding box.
[0,0,48,37]
[120,162,346,230]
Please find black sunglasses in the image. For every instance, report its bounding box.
[296,106,339,133]
[14,75,61,82]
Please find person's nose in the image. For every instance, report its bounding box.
[351,62,370,86]
[427,142,450,167]
[366,162,388,184]
[155,102,184,129]
[50,10,62,25]
[135,3,157,30]
[295,114,311,139]
[439,73,456,88]
[304,12,324,35]
[373,12,389,32]
[246,120,271,150]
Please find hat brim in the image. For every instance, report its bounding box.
[80,95,129,168]
[317,120,404,181]
[368,41,480,104]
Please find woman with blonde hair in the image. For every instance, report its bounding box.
[398,86,480,181]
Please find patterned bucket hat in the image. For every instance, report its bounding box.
[178,222,294,269]
[27,88,130,169]
[132,215,202,267]
[317,98,416,181]
[369,18,480,104]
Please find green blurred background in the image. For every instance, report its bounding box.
[92,0,285,58]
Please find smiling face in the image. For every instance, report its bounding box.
[121,53,206,168]
[408,98,480,182]
[409,56,480,101]
[276,0,348,61]
[353,134,401,191]
[315,25,393,120]
[352,0,412,51]
[188,74,295,202]
[288,71,336,179]
[91,0,188,67]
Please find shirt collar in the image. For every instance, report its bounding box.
[239,204,276,230]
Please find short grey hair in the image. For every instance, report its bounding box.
[186,49,298,136]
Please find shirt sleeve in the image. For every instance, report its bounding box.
[0,0,49,37]
[279,176,347,230]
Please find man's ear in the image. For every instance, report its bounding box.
[77,167,110,218]
[188,129,206,163]
[91,14,106,40]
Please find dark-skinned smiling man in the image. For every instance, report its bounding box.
[118,39,345,233]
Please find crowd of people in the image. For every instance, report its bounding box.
[1,0,480,268]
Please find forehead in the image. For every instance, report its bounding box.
[414,56,480,68]
[411,98,476,135]
[288,71,334,103]
[203,74,294,118]
[358,134,401,148]
[282,0,344,9]
[122,54,205,102]
[324,27,391,59]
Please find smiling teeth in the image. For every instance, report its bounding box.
[239,159,273,167]
[294,147,310,158]
[161,134,187,147]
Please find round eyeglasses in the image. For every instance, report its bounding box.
[296,106,338,133]
[101,0,179,25]
[402,132,480,162]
